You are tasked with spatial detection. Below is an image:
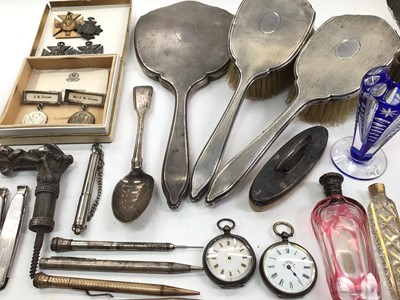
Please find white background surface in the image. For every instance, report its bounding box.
[0,0,400,299]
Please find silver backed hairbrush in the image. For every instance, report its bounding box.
[206,15,400,205]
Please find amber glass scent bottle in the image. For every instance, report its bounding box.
[311,172,380,300]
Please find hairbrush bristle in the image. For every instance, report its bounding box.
[226,28,316,101]
[227,61,295,100]
[286,86,358,126]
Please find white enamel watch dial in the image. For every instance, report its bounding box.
[261,242,317,295]
[203,218,256,288]
[260,221,317,297]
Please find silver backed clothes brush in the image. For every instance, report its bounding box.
[134,1,233,209]
[0,186,29,289]
[205,15,400,205]
[190,0,315,200]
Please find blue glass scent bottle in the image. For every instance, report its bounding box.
[351,53,400,162]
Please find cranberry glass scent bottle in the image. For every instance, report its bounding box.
[311,172,380,300]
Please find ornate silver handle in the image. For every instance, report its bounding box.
[191,77,250,199]
[206,99,305,205]
[162,88,189,209]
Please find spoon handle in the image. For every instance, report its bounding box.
[132,86,153,169]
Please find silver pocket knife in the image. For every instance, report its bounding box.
[0,185,29,289]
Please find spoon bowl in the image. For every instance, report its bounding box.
[112,168,154,223]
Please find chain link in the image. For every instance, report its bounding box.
[87,143,104,221]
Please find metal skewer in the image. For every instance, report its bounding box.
[39,257,203,274]
[51,237,203,252]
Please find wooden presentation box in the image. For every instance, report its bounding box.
[0,0,131,145]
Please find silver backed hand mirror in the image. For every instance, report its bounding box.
[134,1,233,209]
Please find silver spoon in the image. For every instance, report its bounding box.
[112,86,154,223]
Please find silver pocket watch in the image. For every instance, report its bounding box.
[260,221,317,297]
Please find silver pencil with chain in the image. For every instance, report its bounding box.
[72,143,104,235]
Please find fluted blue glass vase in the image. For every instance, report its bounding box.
[331,53,400,180]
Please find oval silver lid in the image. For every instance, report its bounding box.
[249,126,328,211]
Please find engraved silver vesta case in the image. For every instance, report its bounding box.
[134,1,233,209]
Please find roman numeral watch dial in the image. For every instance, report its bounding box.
[260,221,317,297]
[203,218,256,288]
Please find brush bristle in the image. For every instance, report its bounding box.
[226,28,316,101]
[298,97,358,126]
[286,86,358,126]
[227,61,295,100]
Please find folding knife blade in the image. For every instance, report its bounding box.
[0,186,29,289]
[0,188,9,231]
